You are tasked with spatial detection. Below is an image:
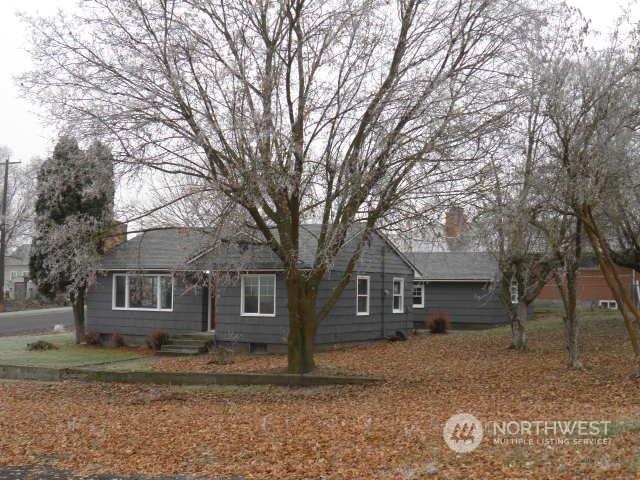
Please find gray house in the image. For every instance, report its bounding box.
[87,225,418,350]
[409,252,508,329]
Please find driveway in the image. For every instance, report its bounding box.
[0,307,74,335]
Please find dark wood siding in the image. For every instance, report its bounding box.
[215,232,414,345]
[87,231,416,345]
[214,272,289,345]
[86,272,205,339]
[412,281,508,328]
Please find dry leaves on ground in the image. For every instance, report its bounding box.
[0,313,639,479]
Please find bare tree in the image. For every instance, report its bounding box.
[541,22,640,366]
[21,0,534,372]
[0,147,37,307]
[475,3,580,351]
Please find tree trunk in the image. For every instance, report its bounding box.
[71,286,86,344]
[580,210,640,359]
[559,270,582,369]
[510,300,528,350]
[557,218,583,369]
[286,273,318,374]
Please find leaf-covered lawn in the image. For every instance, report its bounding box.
[0,333,147,367]
[1,312,639,479]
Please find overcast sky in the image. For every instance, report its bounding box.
[0,0,638,164]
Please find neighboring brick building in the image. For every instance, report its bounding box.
[537,257,637,308]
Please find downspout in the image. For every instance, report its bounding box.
[381,246,385,337]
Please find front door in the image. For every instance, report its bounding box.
[208,281,216,331]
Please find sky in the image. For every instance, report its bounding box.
[0,0,638,164]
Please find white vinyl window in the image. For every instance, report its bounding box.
[356,276,370,315]
[241,274,276,316]
[112,273,173,311]
[510,278,519,304]
[412,282,425,308]
[393,278,404,313]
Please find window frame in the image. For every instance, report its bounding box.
[392,277,404,313]
[412,281,425,308]
[356,275,370,316]
[240,274,276,317]
[112,273,174,312]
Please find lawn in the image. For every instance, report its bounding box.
[0,311,639,479]
[0,333,148,367]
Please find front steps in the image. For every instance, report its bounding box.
[158,332,215,356]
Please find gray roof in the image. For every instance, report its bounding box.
[98,224,418,273]
[408,251,498,282]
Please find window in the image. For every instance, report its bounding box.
[413,282,425,308]
[241,274,275,316]
[356,276,370,315]
[393,278,404,313]
[112,273,173,311]
[510,278,519,304]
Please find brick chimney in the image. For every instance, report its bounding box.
[103,221,127,253]
[444,207,466,238]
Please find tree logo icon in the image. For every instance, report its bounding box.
[443,413,483,453]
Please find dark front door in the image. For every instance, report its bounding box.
[209,282,216,330]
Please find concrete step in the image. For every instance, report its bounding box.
[158,331,215,356]
[164,338,208,347]
[158,345,202,356]
[172,332,216,341]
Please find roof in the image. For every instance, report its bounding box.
[98,224,419,273]
[407,251,498,282]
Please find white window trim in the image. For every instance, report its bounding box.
[240,274,276,317]
[356,275,370,316]
[392,277,404,313]
[412,282,425,308]
[112,273,174,312]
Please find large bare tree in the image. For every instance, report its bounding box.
[21,0,532,372]
[541,22,640,366]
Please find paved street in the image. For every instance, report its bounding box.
[0,307,74,335]
[0,465,243,480]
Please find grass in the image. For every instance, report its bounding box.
[1,311,639,478]
[0,332,148,368]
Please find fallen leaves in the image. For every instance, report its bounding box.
[0,313,639,479]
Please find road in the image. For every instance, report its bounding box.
[0,307,74,335]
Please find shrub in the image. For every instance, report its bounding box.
[85,329,102,346]
[427,312,451,334]
[111,332,126,347]
[146,329,169,351]
[26,340,59,351]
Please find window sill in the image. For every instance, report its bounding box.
[240,313,276,317]
[112,307,174,312]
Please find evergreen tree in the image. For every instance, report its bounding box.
[30,136,115,343]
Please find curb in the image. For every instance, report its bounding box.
[0,364,382,386]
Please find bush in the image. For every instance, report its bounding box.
[85,330,102,345]
[427,312,451,334]
[111,332,126,347]
[146,329,169,351]
[26,340,59,351]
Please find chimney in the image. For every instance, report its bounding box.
[444,207,466,238]
[103,221,127,253]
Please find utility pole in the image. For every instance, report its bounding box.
[0,154,21,312]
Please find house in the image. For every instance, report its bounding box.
[537,254,638,309]
[4,244,34,300]
[86,225,418,350]
[408,251,508,329]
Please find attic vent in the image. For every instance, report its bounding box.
[598,300,618,310]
